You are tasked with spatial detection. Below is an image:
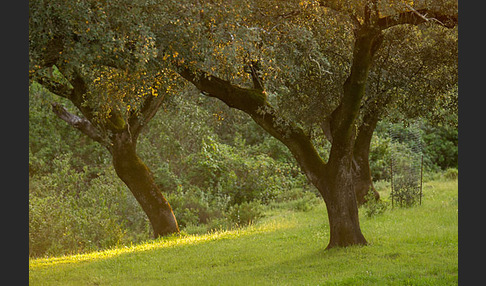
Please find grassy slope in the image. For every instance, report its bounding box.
[29,179,458,285]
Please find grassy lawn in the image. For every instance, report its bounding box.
[29,179,458,285]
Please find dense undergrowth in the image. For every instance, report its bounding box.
[29,86,457,258]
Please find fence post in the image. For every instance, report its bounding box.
[390,156,394,208]
[420,153,423,205]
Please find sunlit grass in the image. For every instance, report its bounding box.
[29,179,457,285]
[29,213,297,270]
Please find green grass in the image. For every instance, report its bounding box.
[29,179,458,285]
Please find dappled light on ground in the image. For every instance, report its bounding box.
[29,217,296,269]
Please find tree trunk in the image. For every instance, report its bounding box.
[353,113,381,205]
[324,181,368,249]
[353,157,379,206]
[110,132,179,238]
[319,141,368,249]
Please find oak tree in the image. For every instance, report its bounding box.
[29,0,181,238]
[161,0,457,248]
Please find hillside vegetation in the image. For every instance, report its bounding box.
[29,178,457,285]
[29,86,458,258]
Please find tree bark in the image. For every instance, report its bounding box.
[110,131,180,238]
[353,112,381,205]
[321,159,368,249]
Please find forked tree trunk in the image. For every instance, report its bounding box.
[111,132,179,238]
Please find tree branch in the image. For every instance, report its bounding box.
[51,102,107,146]
[177,66,265,114]
[33,76,73,99]
[377,8,458,29]
[128,87,166,137]
[177,65,327,186]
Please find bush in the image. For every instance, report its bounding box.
[29,159,151,258]
[361,188,388,218]
[226,201,265,227]
[167,186,226,229]
[372,120,458,175]
[270,188,321,212]
[391,174,422,208]
[369,135,392,181]
[443,168,458,180]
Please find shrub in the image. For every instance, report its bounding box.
[270,188,321,212]
[29,159,151,258]
[369,135,392,181]
[167,186,226,229]
[391,173,422,208]
[443,168,458,180]
[226,201,265,227]
[361,188,388,218]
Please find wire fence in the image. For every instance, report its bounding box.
[389,124,424,208]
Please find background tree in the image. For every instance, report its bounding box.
[29,0,181,238]
[157,0,457,248]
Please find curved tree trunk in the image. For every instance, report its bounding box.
[47,67,180,239]
[111,132,179,238]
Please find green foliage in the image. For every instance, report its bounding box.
[166,185,226,229]
[184,135,305,205]
[29,86,314,258]
[369,135,392,181]
[443,168,458,181]
[361,188,388,218]
[29,85,109,177]
[29,155,151,257]
[421,122,458,171]
[226,201,265,227]
[370,120,458,182]
[270,187,321,212]
[29,0,458,258]
[391,175,422,208]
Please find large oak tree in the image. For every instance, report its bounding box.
[157,0,457,248]
[29,0,181,238]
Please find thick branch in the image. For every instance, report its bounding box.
[377,8,458,29]
[51,102,106,146]
[177,66,327,189]
[330,26,381,147]
[128,91,166,137]
[178,67,266,114]
[33,76,73,99]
